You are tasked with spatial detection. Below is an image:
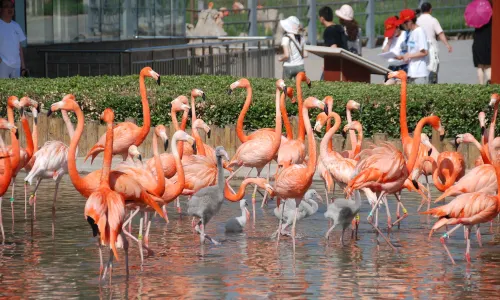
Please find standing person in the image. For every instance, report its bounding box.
[396,9,429,84]
[319,6,347,49]
[472,17,492,85]
[0,0,27,79]
[382,16,409,85]
[279,16,307,80]
[336,4,362,56]
[416,2,453,84]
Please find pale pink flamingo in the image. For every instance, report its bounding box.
[274,97,324,251]
[0,118,18,241]
[85,67,160,163]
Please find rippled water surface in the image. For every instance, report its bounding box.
[1,176,500,298]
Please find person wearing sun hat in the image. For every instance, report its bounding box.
[335,4,362,55]
[395,8,429,84]
[381,16,409,84]
[279,16,307,80]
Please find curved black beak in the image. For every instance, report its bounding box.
[37,105,41,114]
[323,105,329,115]
[440,134,445,142]
[20,107,25,117]
[412,179,419,190]
[202,92,206,100]
[427,148,432,156]
[481,126,485,136]
[359,104,364,114]
[454,137,459,150]
[227,89,233,95]
[341,129,347,140]
[245,201,248,206]
[207,130,211,139]
[15,130,19,140]
[192,142,197,155]
[164,140,169,151]
[47,109,53,117]
[34,115,38,125]
[87,216,99,237]
[138,154,142,162]
[156,75,161,86]
[307,79,312,89]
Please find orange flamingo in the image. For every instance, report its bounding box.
[0,118,17,241]
[274,97,324,251]
[227,79,284,220]
[47,95,166,218]
[346,116,444,248]
[85,67,160,163]
[224,178,275,202]
[421,158,500,264]
[341,100,362,159]
[84,108,127,281]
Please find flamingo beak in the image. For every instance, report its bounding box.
[454,137,459,150]
[221,149,229,161]
[323,105,329,115]
[314,121,321,132]
[307,78,312,88]
[47,108,53,117]
[207,130,211,139]
[87,216,99,237]
[427,148,432,156]
[227,88,233,95]
[156,75,161,86]
[202,92,206,100]
[440,133,445,142]
[481,126,485,136]
[20,107,25,117]
[192,142,197,155]
[164,140,169,151]
[412,179,419,190]
[138,154,143,162]
[316,194,324,203]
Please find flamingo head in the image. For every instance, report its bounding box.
[428,117,445,141]
[346,100,361,111]
[305,189,323,203]
[343,120,362,134]
[84,192,108,240]
[314,112,328,132]
[456,133,475,145]
[286,87,296,103]
[100,108,115,125]
[240,198,250,220]
[323,96,333,113]
[193,119,211,138]
[155,125,169,151]
[0,118,16,132]
[141,67,160,85]
[171,97,190,112]
[47,94,77,116]
[489,93,500,107]
[227,78,249,95]
[275,79,286,92]
[128,145,142,162]
[215,146,230,161]
[173,130,195,145]
[304,97,325,111]
[7,96,21,109]
[478,112,486,135]
[191,88,206,100]
[387,70,407,81]
[19,97,39,120]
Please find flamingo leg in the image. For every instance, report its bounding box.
[52,179,60,212]
[291,199,299,253]
[0,197,4,242]
[367,192,396,250]
[145,218,152,248]
[121,232,130,276]
[476,224,482,247]
[225,165,245,183]
[465,226,471,263]
[340,228,346,246]
[24,181,27,218]
[98,244,104,279]
[325,221,336,240]
[383,196,392,230]
[439,223,463,265]
[261,163,272,207]
[392,193,408,228]
[10,179,15,225]
[251,185,257,222]
[275,199,285,246]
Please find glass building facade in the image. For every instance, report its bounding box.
[24,0,186,45]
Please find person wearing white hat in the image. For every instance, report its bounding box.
[279,16,307,79]
[336,4,362,56]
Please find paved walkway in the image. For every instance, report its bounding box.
[275,39,477,84]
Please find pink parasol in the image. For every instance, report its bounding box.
[464,0,493,28]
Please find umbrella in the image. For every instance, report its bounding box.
[464,0,492,29]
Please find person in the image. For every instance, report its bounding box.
[416,2,453,84]
[382,16,409,85]
[319,6,347,49]
[396,9,429,84]
[472,17,492,84]
[336,4,362,56]
[0,0,27,78]
[279,16,307,80]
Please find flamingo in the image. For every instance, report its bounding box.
[346,116,445,249]
[274,97,324,251]
[224,178,275,202]
[226,79,284,220]
[474,111,489,166]
[85,67,160,163]
[84,108,127,282]
[24,106,75,215]
[341,100,362,159]
[421,158,500,264]
[0,118,18,242]
[487,94,500,161]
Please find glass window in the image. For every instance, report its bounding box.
[25,0,185,45]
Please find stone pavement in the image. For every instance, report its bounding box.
[275,39,477,84]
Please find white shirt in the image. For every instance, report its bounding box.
[281,35,304,67]
[407,27,429,78]
[416,14,443,44]
[382,31,408,66]
[0,19,26,68]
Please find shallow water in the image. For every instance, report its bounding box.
[1,176,500,299]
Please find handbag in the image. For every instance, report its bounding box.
[427,40,439,73]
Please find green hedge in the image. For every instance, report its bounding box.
[0,75,498,139]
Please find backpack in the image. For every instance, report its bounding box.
[284,33,305,58]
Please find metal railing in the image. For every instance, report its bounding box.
[38,37,275,78]
[189,0,473,48]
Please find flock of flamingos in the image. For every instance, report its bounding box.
[1,67,500,282]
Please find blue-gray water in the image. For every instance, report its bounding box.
[1,176,500,298]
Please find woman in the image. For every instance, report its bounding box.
[395,9,429,84]
[336,4,362,56]
[382,16,409,85]
[279,16,307,80]
[472,16,492,84]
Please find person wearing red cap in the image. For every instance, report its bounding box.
[395,9,429,84]
[382,16,409,85]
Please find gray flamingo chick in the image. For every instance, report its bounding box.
[324,190,361,245]
[225,199,250,233]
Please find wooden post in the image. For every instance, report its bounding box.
[492,0,500,84]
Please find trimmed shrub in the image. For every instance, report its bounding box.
[0,75,497,138]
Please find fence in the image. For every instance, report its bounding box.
[38,37,275,78]
[188,0,472,48]
[3,114,483,170]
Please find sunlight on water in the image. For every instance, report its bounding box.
[0,176,500,298]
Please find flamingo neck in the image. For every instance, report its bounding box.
[191,125,206,156]
[190,95,197,123]
[400,77,410,142]
[469,136,491,164]
[21,117,34,159]
[327,101,333,152]
[303,105,317,176]
[32,114,38,154]
[236,86,252,143]
[7,106,20,172]
[406,117,435,173]
[171,108,184,158]
[152,133,165,196]
[354,126,363,156]
[68,105,89,195]
[280,89,293,140]
[296,76,305,142]
[488,101,499,161]
[320,113,341,159]
[0,135,12,195]
[171,135,185,198]
[224,178,260,202]
[61,110,75,139]
[137,73,151,145]
[99,119,114,188]
[346,107,357,152]
[216,154,225,191]
[270,88,283,153]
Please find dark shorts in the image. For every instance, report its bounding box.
[283,64,305,80]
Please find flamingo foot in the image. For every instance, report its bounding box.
[392,212,409,228]
[465,252,471,264]
[477,227,483,247]
[440,235,456,265]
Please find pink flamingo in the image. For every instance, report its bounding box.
[341,100,362,159]
[0,118,18,241]
[85,67,160,163]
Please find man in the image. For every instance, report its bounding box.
[318,6,347,80]
[417,2,452,84]
[396,9,429,84]
[0,0,27,78]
